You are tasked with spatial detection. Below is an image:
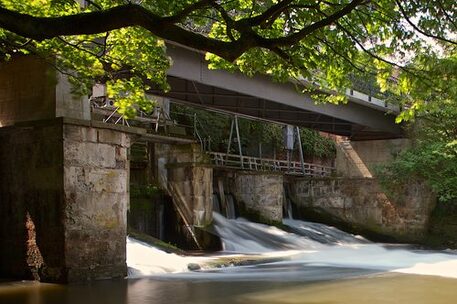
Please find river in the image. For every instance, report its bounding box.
[2,213,457,304]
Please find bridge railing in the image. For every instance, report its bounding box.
[208,152,334,177]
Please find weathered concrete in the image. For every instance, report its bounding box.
[63,123,130,281]
[336,138,409,178]
[167,163,213,227]
[0,55,89,128]
[232,172,284,224]
[288,177,436,241]
[154,143,206,189]
[0,118,130,282]
[0,56,56,126]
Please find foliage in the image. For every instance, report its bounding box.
[0,0,455,115]
[130,184,161,199]
[299,128,336,159]
[377,52,457,202]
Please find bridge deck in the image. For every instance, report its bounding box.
[149,44,404,140]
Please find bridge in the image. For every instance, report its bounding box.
[146,43,403,141]
[0,44,407,283]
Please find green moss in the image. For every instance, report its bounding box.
[130,184,163,199]
[293,204,412,243]
[423,200,457,249]
[127,227,184,254]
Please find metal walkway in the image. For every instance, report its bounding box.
[208,152,334,177]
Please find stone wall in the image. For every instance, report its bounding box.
[0,118,131,282]
[288,177,436,241]
[232,172,284,224]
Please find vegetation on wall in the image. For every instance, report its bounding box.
[171,104,336,160]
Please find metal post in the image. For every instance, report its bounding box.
[226,118,234,156]
[234,115,244,168]
[193,113,197,137]
[296,126,306,176]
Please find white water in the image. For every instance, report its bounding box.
[127,213,457,280]
[126,237,213,278]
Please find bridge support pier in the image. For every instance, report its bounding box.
[0,118,132,282]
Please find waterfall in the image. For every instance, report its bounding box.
[211,213,457,278]
[283,198,293,219]
[225,195,236,219]
[212,193,221,214]
[283,218,368,244]
[126,213,457,280]
[212,212,321,252]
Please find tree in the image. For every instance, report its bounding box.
[0,0,455,116]
[377,50,457,202]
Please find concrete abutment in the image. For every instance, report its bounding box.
[0,118,132,282]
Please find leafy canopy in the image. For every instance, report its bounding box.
[377,50,457,202]
[0,0,455,116]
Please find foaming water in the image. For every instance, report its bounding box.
[126,237,213,277]
[212,213,321,252]
[126,214,457,281]
[283,218,368,244]
[211,213,457,279]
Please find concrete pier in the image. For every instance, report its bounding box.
[0,118,132,282]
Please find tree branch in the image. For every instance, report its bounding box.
[0,4,250,60]
[236,0,294,28]
[266,0,364,47]
[163,0,212,24]
[394,0,456,45]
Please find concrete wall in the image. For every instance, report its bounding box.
[154,143,206,190]
[63,122,130,281]
[0,120,64,280]
[167,164,213,227]
[56,73,90,120]
[336,138,409,178]
[232,172,284,223]
[0,118,130,282]
[0,55,90,128]
[289,177,436,241]
[0,56,56,126]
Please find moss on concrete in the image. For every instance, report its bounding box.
[292,204,414,244]
[127,227,184,254]
[422,200,457,249]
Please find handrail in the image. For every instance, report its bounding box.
[207,152,334,177]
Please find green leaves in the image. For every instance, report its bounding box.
[106,77,156,118]
[0,0,455,126]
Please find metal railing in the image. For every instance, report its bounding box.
[208,152,334,177]
[91,99,336,177]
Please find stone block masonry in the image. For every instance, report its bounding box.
[288,177,436,242]
[0,118,131,282]
[232,172,284,224]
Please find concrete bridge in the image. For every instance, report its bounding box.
[149,44,403,140]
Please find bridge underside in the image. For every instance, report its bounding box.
[150,44,404,141]
[152,76,401,140]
